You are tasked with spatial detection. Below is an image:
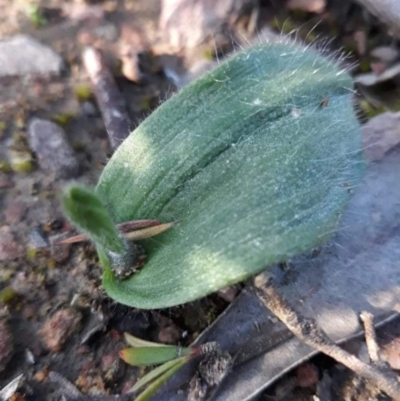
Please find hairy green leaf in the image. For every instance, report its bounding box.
[62,184,124,254]
[96,40,364,308]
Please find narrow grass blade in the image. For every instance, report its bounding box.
[129,356,187,393]
[119,346,191,366]
[134,357,188,401]
[124,333,170,348]
[124,221,177,241]
[56,233,88,244]
[118,219,161,233]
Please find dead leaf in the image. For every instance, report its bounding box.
[355,62,400,85]
[370,46,399,63]
[150,131,400,401]
[0,374,24,401]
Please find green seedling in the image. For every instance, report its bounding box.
[119,333,217,401]
[124,332,170,348]
[63,40,364,309]
[62,186,175,279]
[130,357,188,395]
[120,345,192,366]
[133,358,188,401]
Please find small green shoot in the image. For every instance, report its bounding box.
[61,184,124,254]
[129,357,187,393]
[119,333,204,400]
[133,358,188,401]
[119,346,192,366]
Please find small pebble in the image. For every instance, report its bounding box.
[39,309,82,352]
[217,285,238,303]
[80,101,98,117]
[49,233,72,263]
[371,46,399,63]
[294,363,319,388]
[28,227,49,249]
[66,3,104,21]
[158,325,181,344]
[27,118,79,179]
[0,35,63,77]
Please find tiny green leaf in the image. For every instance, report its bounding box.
[124,221,177,241]
[129,357,188,393]
[119,346,191,366]
[134,357,188,401]
[124,332,169,348]
[96,40,364,308]
[62,184,124,254]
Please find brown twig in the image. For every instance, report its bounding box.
[360,311,381,364]
[82,46,130,150]
[253,274,400,401]
[56,219,161,245]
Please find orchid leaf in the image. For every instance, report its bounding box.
[93,40,364,308]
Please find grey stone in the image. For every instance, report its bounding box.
[28,227,49,249]
[0,35,63,77]
[27,118,79,179]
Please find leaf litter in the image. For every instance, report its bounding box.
[1,0,400,400]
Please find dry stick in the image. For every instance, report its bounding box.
[253,274,400,401]
[360,311,382,365]
[355,0,400,37]
[82,46,130,151]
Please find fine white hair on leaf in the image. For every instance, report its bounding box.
[96,35,364,309]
